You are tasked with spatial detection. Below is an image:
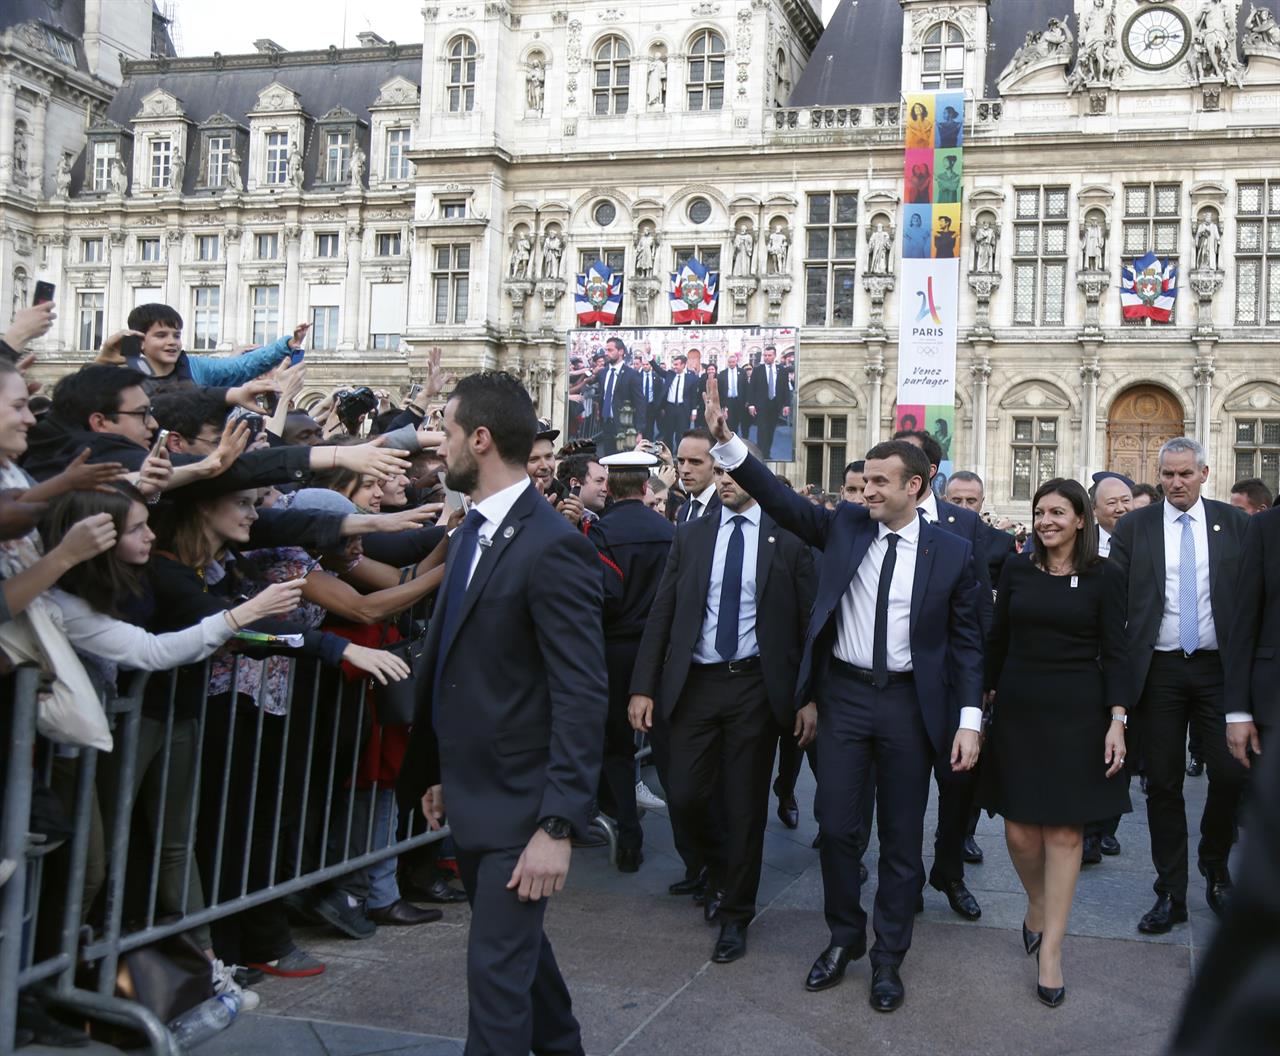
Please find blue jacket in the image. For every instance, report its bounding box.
[126,334,293,388]
[730,452,985,755]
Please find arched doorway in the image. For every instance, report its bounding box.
[1106,384,1184,485]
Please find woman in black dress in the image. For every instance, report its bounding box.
[981,478,1131,1007]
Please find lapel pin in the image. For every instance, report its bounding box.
[768,536,775,544]
[503,526,515,539]
[947,515,956,523]
[1212,523,1221,532]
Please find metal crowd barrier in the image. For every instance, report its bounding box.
[0,653,449,1055]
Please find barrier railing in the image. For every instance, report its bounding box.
[0,652,449,1054]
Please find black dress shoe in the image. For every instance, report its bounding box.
[712,921,748,963]
[804,941,864,992]
[1100,835,1121,857]
[400,875,468,904]
[777,793,800,830]
[1082,835,1103,865]
[1138,893,1188,934]
[367,899,444,926]
[1022,921,1042,956]
[704,889,725,923]
[962,837,984,864]
[669,867,708,897]
[616,847,643,873]
[1200,864,1233,917]
[1186,756,1204,777]
[930,877,981,920]
[811,832,823,849]
[869,965,904,1012]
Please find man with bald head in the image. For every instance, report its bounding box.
[1091,471,1135,559]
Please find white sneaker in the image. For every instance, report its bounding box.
[211,958,261,1011]
[635,780,666,810]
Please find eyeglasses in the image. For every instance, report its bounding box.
[114,406,156,421]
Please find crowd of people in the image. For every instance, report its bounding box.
[4,296,1275,1052]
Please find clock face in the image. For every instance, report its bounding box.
[1123,6,1192,70]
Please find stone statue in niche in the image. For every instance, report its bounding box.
[1081,215,1106,271]
[12,272,28,320]
[349,143,365,187]
[169,149,185,191]
[634,227,658,276]
[526,58,545,114]
[54,154,72,199]
[766,224,790,275]
[226,148,244,191]
[973,219,998,273]
[510,230,533,278]
[12,124,28,180]
[867,222,892,275]
[731,224,755,276]
[1194,212,1221,271]
[646,54,667,109]
[540,228,564,279]
[110,157,128,195]
[1068,0,1119,91]
[287,142,304,189]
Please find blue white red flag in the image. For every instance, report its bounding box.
[575,260,624,325]
[1121,252,1177,322]
[669,258,719,324]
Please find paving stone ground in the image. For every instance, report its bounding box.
[196,762,1227,1056]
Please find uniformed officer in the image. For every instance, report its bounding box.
[589,450,676,871]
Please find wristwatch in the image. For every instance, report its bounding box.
[1111,712,1128,727]
[538,816,572,840]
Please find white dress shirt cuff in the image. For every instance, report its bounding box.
[1225,712,1254,725]
[712,434,749,470]
[959,706,983,733]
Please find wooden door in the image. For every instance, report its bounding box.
[1106,385,1184,485]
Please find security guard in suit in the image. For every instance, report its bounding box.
[589,450,675,871]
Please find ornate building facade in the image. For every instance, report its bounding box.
[8,0,1280,511]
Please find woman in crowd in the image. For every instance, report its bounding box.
[980,478,1131,1007]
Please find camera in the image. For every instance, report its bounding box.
[334,386,379,433]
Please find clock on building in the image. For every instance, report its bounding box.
[1122,4,1193,70]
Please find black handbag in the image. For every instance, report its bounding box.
[370,572,428,726]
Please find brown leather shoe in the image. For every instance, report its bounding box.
[367,899,444,926]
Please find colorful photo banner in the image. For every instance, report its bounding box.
[899,91,964,493]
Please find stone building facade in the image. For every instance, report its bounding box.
[8,0,1280,512]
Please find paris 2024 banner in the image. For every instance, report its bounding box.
[899,90,963,490]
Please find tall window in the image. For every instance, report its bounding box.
[192,286,220,350]
[673,244,722,273]
[1012,187,1069,326]
[593,36,631,115]
[1235,181,1280,326]
[686,30,726,111]
[577,247,626,273]
[1234,418,1280,494]
[376,232,402,256]
[81,238,104,263]
[310,305,339,350]
[386,128,412,180]
[149,138,172,188]
[251,285,280,345]
[804,414,849,492]
[138,238,161,262]
[255,232,279,259]
[196,234,220,262]
[265,132,289,185]
[324,130,351,183]
[77,291,104,350]
[447,36,477,112]
[922,23,965,90]
[92,141,117,192]
[1011,416,1058,500]
[804,192,858,328]
[432,244,470,324]
[206,135,231,187]
[316,232,340,258]
[1122,182,1181,324]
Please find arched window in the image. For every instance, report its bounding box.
[447,36,477,113]
[593,36,631,115]
[686,30,726,111]
[922,23,965,90]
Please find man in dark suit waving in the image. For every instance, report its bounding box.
[591,336,644,455]
[1109,437,1249,935]
[398,372,606,1056]
[703,384,983,1013]
[629,458,817,964]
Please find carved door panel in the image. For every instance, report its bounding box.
[1106,385,1184,485]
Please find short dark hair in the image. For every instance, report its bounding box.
[947,469,984,490]
[152,388,228,441]
[556,453,602,486]
[449,371,537,466]
[51,365,149,429]
[609,469,648,500]
[127,302,184,334]
[1030,478,1099,572]
[679,427,716,449]
[843,460,865,477]
[892,428,944,471]
[1231,477,1273,509]
[605,336,627,355]
[1132,482,1161,503]
[864,440,930,491]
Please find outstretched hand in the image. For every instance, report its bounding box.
[702,382,732,443]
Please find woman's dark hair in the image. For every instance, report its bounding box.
[1030,477,1099,573]
[40,483,149,617]
[910,103,928,121]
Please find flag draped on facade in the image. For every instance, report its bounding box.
[575,259,624,325]
[1120,252,1178,322]
[669,258,719,324]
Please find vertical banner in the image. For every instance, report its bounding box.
[899,90,963,492]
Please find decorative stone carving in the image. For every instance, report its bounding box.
[862,274,895,336]
[630,276,661,325]
[909,6,977,42]
[53,154,72,199]
[349,143,366,188]
[504,278,535,323]
[1088,90,1108,114]
[539,228,564,279]
[1244,4,1280,52]
[110,158,128,196]
[765,224,790,275]
[967,270,1001,334]
[1001,17,1074,81]
[972,219,998,273]
[1188,267,1225,334]
[1076,269,1110,333]
[287,143,304,189]
[536,276,566,314]
[647,52,668,110]
[169,150,185,193]
[526,57,545,114]
[867,222,893,276]
[634,225,659,277]
[1080,213,1108,272]
[225,149,244,192]
[1190,0,1244,86]
[1068,0,1123,93]
[736,9,752,101]
[723,275,757,322]
[760,275,791,324]
[731,223,755,277]
[509,229,534,278]
[1194,211,1221,271]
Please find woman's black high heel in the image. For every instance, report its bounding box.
[1035,948,1065,1008]
[1022,921,1042,956]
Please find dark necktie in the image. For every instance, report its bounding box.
[685,499,702,523]
[871,533,900,689]
[433,508,487,700]
[644,371,652,402]
[604,368,616,419]
[716,515,747,660]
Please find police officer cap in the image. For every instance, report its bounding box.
[599,450,660,469]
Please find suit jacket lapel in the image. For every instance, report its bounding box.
[1146,506,1166,593]
[756,513,776,602]
[691,512,720,607]
[911,515,936,630]
[1205,500,1223,588]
